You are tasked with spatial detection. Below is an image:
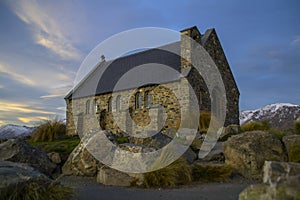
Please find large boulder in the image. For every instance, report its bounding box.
[198,142,224,162]
[97,166,135,187]
[219,125,241,141]
[62,141,100,176]
[282,135,300,162]
[263,161,300,184]
[239,161,300,200]
[223,131,287,179]
[0,161,51,192]
[0,138,56,175]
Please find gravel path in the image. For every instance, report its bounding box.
[59,176,252,200]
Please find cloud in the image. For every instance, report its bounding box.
[0,84,4,89]
[0,64,36,86]
[40,85,72,99]
[56,107,66,111]
[18,116,49,124]
[291,35,300,45]
[12,0,82,61]
[0,101,55,115]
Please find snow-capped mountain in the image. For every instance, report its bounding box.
[240,103,300,129]
[0,124,35,139]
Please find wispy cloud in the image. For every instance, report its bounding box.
[291,35,300,45]
[40,85,72,99]
[0,64,36,86]
[12,0,82,61]
[0,101,55,115]
[0,84,4,89]
[18,116,49,124]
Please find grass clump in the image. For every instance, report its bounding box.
[0,181,74,200]
[27,137,80,154]
[295,120,300,135]
[191,163,232,182]
[241,120,271,132]
[31,119,66,142]
[287,141,300,162]
[142,157,191,188]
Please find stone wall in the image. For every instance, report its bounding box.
[66,79,192,136]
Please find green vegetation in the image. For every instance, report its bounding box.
[115,135,129,144]
[295,120,300,135]
[191,163,232,182]
[199,112,211,133]
[27,137,80,154]
[241,120,271,132]
[0,181,74,200]
[287,140,300,162]
[241,121,285,140]
[31,119,66,142]
[142,157,191,188]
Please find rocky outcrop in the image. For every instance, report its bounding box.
[219,125,240,141]
[223,131,287,179]
[47,152,62,164]
[97,166,135,187]
[62,140,100,177]
[0,138,56,175]
[282,135,300,162]
[0,161,51,192]
[199,142,224,162]
[239,161,300,200]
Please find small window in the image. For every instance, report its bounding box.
[108,96,113,112]
[135,92,142,109]
[95,99,100,113]
[86,100,90,114]
[116,95,122,111]
[145,91,152,108]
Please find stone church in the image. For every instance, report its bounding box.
[65,26,239,137]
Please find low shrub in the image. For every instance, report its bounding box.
[142,157,191,188]
[241,120,271,132]
[295,120,300,135]
[31,119,66,142]
[288,141,300,162]
[0,181,74,200]
[192,163,232,182]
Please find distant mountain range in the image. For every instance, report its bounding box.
[0,124,34,139]
[240,103,300,129]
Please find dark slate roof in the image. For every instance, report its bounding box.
[66,41,182,99]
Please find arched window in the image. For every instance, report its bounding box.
[145,91,152,108]
[94,99,100,113]
[108,96,113,112]
[116,95,122,111]
[86,100,90,114]
[135,92,142,109]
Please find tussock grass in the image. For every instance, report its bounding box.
[31,119,66,142]
[295,120,300,135]
[191,163,232,182]
[142,157,191,188]
[241,120,271,132]
[287,141,300,163]
[0,181,74,200]
[28,137,80,154]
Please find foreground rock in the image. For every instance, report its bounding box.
[97,166,136,187]
[62,140,100,176]
[223,131,287,179]
[263,161,300,184]
[239,161,300,200]
[0,161,51,191]
[0,138,56,175]
[282,135,300,162]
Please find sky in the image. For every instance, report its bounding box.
[0,0,299,126]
